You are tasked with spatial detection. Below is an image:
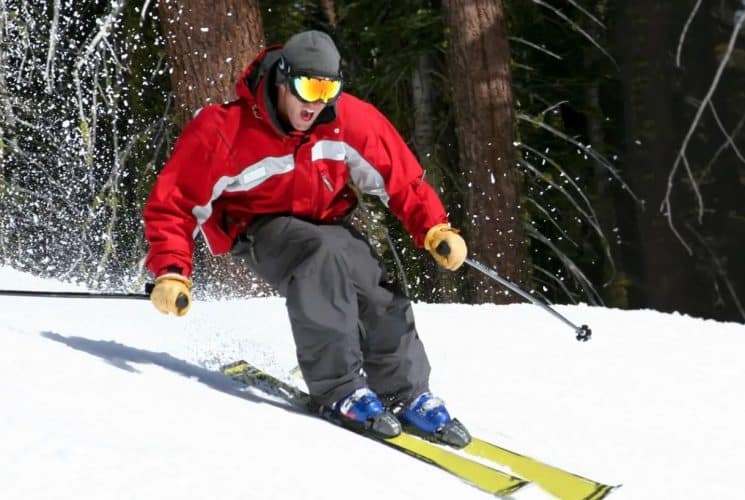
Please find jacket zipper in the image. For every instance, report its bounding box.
[320,173,334,192]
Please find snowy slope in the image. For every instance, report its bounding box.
[1,265,744,499]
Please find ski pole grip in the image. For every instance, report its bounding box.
[175,293,190,311]
[436,241,451,256]
[144,283,190,312]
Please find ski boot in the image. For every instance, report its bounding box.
[327,387,401,438]
[397,392,471,448]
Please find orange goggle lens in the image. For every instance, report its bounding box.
[290,76,342,104]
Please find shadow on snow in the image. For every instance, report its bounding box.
[40,330,307,416]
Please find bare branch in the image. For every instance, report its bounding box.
[519,157,598,228]
[676,0,703,68]
[0,1,18,130]
[519,153,617,281]
[686,224,745,322]
[523,223,605,305]
[525,197,580,247]
[517,112,639,202]
[708,102,745,165]
[140,0,154,26]
[681,154,704,223]
[564,0,605,29]
[517,141,596,216]
[75,2,124,69]
[509,37,563,60]
[15,4,34,86]
[700,109,745,180]
[518,140,620,285]
[533,264,580,304]
[44,0,61,94]
[661,12,745,253]
[530,0,617,68]
[539,100,568,116]
[73,0,125,124]
[102,36,129,74]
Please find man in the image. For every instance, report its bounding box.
[144,31,470,447]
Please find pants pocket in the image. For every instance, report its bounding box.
[232,216,294,293]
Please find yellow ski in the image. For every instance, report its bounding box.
[222,360,526,497]
[464,438,618,499]
[383,433,526,496]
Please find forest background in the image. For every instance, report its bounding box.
[0,0,743,323]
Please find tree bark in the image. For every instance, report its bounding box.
[411,51,460,301]
[158,0,264,125]
[442,0,527,303]
[412,53,435,166]
[319,0,337,27]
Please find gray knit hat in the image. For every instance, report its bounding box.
[279,30,341,79]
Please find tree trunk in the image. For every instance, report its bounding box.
[158,0,264,125]
[412,53,435,166]
[580,18,627,306]
[319,0,337,27]
[411,51,460,301]
[442,0,527,303]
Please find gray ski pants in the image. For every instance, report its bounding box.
[231,215,431,406]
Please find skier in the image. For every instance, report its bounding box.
[144,30,470,447]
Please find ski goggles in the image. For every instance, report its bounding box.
[289,75,343,104]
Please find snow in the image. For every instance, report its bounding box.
[1,265,744,499]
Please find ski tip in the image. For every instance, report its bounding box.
[587,483,623,500]
[220,359,250,376]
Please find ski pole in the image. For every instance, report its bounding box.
[0,284,190,310]
[436,242,592,342]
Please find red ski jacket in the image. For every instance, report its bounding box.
[144,46,448,278]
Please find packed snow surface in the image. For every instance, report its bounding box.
[1,266,744,499]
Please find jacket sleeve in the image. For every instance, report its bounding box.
[143,110,227,278]
[348,101,448,247]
